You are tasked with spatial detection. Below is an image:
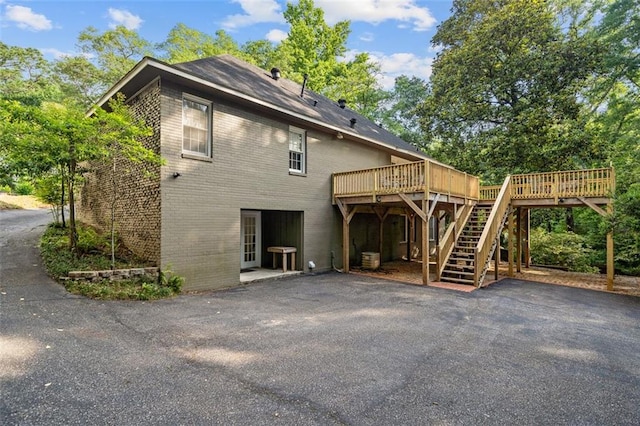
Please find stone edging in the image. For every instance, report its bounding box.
[65,267,159,282]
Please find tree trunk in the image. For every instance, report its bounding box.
[565,208,574,232]
[60,164,66,228]
[68,146,78,254]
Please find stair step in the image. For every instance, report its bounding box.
[452,251,473,257]
[441,276,475,285]
[442,269,475,276]
[447,258,475,264]
[445,265,474,271]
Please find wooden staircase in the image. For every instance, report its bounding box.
[440,205,493,285]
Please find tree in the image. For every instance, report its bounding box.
[275,0,381,115]
[376,75,430,146]
[158,24,242,63]
[241,39,279,69]
[77,26,153,86]
[419,0,604,182]
[0,42,59,105]
[90,95,161,268]
[53,55,105,109]
[1,97,161,257]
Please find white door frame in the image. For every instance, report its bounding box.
[240,210,261,269]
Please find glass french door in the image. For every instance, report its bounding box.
[240,211,261,269]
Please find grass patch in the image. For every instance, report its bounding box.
[40,223,182,300]
[64,274,182,301]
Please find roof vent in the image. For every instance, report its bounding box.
[270,67,281,80]
[301,73,308,98]
[350,118,357,128]
[338,99,346,109]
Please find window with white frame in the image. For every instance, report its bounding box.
[289,126,306,173]
[182,95,211,157]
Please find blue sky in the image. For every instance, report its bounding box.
[0,0,453,88]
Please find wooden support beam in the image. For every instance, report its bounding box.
[374,207,389,261]
[422,199,429,285]
[428,194,440,218]
[494,235,501,281]
[407,211,415,261]
[336,198,354,273]
[607,204,614,291]
[516,208,522,273]
[578,197,608,217]
[508,209,514,277]
[524,208,530,268]
[398,193,427,221]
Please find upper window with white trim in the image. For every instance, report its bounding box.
[289,126,306,174]
[182,95,211,157]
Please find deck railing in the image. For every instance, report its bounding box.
[333,160,480,201]
[474,175,512,286]
[480,168,615,201]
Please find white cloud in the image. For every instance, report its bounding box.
[5,5,52,31]
[360,32,374,42]
[369,51,433,89]
[107,8,143,30]
[222,0,284,29]
[316,0,436,31]
[40,48,72,59]
[265,28,287,42]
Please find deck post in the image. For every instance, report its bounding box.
[524,209,530,268]
[422,199,429,285]
[494,234,500,281]
[516,208,522,273]
[336,199,355,273]
[375,207,389,265]
[607,203,614,291]
[508,208,514,277]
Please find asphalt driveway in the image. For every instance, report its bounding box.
[1,209,639,425]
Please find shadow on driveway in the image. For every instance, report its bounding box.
[2,210,639,425]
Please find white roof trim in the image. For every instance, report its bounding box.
[95,57,429,161]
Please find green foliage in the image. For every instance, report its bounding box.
[375,75,430,145]
[14,179,34,195]
[64,276,178,301]
[40,223,180,300]
[421,0,604,180]
[77,25,152,87]
[159,24,242,63]
[275,0,381,115]
[529,227,599,273]
[610,183,640,275]
[35,174,63,205]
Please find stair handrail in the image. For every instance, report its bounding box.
[438,203,474,279]
[474,175,512,286]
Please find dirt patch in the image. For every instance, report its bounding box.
[353,260,640,297]
[0,194,49,210]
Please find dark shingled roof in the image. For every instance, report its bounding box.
[172,54,426,158]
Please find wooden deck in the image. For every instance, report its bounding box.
[480,168,614,207]
[333,159,479,205]
[332,162,615,289]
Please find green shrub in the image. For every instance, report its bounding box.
[14,180,34,195]
[40,223,182,300]
[529,228,599,273]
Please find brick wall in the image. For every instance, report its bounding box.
[78,80,162,263]
[158,82,392,291]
